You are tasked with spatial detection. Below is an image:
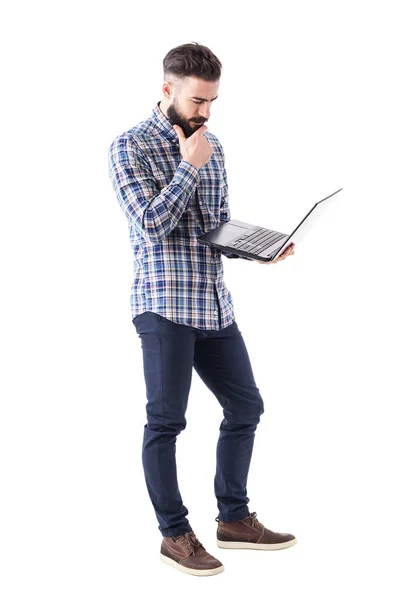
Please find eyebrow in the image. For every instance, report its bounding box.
[191,95,218,101]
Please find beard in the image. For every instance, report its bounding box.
[164,102,206,138]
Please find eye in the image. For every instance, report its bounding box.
[193,101,202,104]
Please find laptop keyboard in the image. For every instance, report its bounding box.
[229,227,287,254]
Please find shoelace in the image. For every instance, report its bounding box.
[171,532,204,556]
[243,511,264,531]
[215,511,263,531]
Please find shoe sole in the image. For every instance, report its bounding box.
[217,538,297,550]
[160,553,224,576]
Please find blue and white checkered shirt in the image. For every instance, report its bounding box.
[108,101,251,330]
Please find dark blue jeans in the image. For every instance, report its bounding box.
[132,311,265,538]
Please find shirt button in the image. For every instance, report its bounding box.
[214,310,218,315]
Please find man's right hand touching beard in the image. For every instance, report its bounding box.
[173,124,214,170]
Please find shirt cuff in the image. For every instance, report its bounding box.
[172,160,201,188]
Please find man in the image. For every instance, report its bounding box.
[108,42,296,577]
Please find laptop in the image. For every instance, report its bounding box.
[198,188,343,262]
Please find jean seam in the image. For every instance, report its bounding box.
[158,331,167,517]
[159,330,165,424]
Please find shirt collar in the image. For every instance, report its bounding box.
[151,101,179,145]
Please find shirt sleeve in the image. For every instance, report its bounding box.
[108,134,200,243]
[218,147,253,260]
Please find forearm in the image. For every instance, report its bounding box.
[141,161,200,242]
[113,159,200,243]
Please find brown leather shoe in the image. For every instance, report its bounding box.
[160,531,224,576]
[216,512,297,550]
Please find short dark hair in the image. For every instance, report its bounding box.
[163,42,222,82]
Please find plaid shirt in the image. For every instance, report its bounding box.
[108,101,251,330]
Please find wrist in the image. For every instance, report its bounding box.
[185,160,200,171]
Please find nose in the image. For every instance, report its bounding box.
[199,104,211,120]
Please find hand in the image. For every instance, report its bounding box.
[253,243,295,265]
[173,124,213,170]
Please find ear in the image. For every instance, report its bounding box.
[162,81,173,101]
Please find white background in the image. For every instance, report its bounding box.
[1,0,399,598]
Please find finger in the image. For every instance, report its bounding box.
[194,124,208,135]
[172,125,186,140]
